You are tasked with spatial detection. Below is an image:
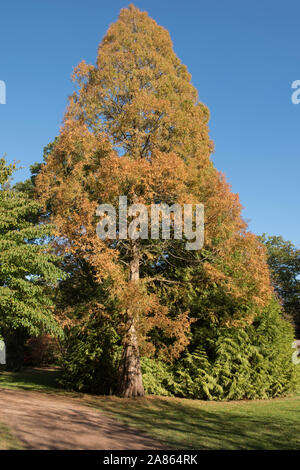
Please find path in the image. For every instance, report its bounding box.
[0,388,165,450]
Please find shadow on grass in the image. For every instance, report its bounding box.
[86,395,300,450]
[1,368,300,450]
[0,367,62,392]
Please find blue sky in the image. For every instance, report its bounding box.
[0,0,299,245]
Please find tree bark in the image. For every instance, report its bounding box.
[117,242,145,397]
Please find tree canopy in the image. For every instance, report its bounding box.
[260,234,300,335]
[35,5,277,396]
[0,158,63,340]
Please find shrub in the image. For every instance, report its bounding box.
[57,299,299,400]
[175,299,299,400]
[141,357,178,396]
[59,317,121,394]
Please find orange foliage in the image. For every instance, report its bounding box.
[36,4,273,361]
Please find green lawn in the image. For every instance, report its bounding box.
[86,394,300,449]
[0,367,78,397]
[0,423,22,450]
[0,367,62,393]
[1,367,300,449]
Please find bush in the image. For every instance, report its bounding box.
[59,317,121,394]
[57,300,299,400]
[141,357,178,396]
[175,299,299,400]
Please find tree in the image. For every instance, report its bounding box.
[260,234,300,335]
[0,158,63,369]
[36,5,273,396]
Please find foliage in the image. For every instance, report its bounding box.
[58,314,121,394]
[260,234,300,335]
[140,357,178,396]
[0,5,296,401]
[0,158,63,345]
[24,335,60,367]
[175,299,298,400]
[56,296,300,400]
[34,5,273,395]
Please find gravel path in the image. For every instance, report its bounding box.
[0,388,165,450]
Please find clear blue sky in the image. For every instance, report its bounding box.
[0,0,299,245]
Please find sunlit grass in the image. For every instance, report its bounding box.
[85,394,300,449]
[0,423,22,450]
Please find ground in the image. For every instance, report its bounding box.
[0,368,300,450]
[0,388,165,450]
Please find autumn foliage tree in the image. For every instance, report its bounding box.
[36,5,273,397]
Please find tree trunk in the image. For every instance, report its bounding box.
[117,243,145,397]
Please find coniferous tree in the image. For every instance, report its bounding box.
[36,5,273,396]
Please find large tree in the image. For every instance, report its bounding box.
[0,159,63,369]
[260,234,300,335]
[36,5,273,396]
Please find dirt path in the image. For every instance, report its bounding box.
[0,388,165,450]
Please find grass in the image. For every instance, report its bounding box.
[0,367,79,397]
[1,367,300,449]
[0,423,22,450]
[0,367,62,393]
[86,394,300,449]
